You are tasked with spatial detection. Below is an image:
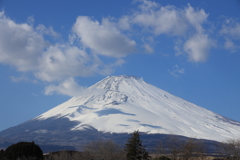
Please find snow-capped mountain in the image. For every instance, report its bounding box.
[32,75,240,142]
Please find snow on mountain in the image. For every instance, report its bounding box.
[36,75,240,142]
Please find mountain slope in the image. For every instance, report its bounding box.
[32,75,240,142]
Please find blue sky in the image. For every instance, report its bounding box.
[0,0,240,131]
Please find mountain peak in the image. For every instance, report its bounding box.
[103,75,142,82]
[90,75,143,91]
[108,75,140,79]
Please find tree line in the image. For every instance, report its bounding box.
[0,131,240,160]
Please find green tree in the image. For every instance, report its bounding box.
[3,141,43,160]
[0,149,4,159]
[124,130,150,160]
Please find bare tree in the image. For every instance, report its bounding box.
[155,136,205,160]
[83,139,125,160]
[180,138,205,160]
[155,140,167,158]
[217,138,240,160]
[44,150,88,160]
[156,136,182,160]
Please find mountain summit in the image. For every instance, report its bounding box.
[33,75,240,142]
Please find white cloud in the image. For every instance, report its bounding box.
[132,3,188,36]
[44,77,85,97]
[10,75,38,83]
[184,34,214,62]
[220,19,240,39]
[224,39,238,51]
[129,0,214,62]
[0,11,46,71]
[136,0,159,12]
[168,65,185,77]
[0,12,111,83]
[0,12,127,97]
[36,24,60,38]
[35,44,101,82]
[27,16,34,25]
[0,12,126,82]
[10,75,29,83]
[131,2,208,36]
[143,43,153,53]
[0,11,4,17]
[184,4,208,33]
[36,44,125,82]
[128,1,213,62]
[118,16,131,30]
[174,39,183,56]
[72,16,136,57]
[220,18,240,52]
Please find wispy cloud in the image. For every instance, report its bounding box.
[223,39,239,52]
[220,18,240,39]
[220,18,240,52]
[10,75,37,83]
[36,24,60,38]
[168,65,185,77]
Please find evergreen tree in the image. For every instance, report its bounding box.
[0,149,4,159]
[3,141,43,160]
[124,130,150,160]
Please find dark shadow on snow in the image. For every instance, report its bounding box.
[95,108,135,117]
[141,124,162,129]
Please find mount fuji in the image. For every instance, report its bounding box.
[0,75,240,151]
